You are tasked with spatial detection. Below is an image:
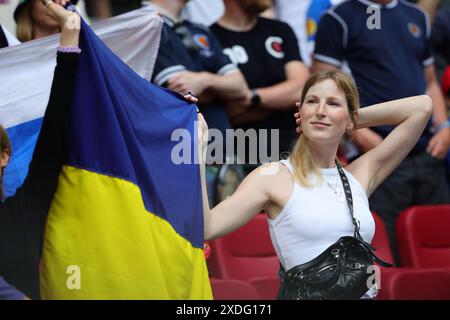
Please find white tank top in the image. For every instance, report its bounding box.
[268,159,375,271]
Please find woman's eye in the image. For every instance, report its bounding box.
[328,101,340,106]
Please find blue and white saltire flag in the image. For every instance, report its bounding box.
[0,7,163,197]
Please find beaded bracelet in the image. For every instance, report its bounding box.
[57,46,82,54]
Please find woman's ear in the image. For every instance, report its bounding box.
[0,149,10,169]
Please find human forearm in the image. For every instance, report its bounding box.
[258,62,309,110]
[257,80,304,110]
[205,71,249,100]
[356,95,433,129]
[428,80,449,125]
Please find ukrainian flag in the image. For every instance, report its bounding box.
[40,20,211,300]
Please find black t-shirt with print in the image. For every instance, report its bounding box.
[211,17,302,157]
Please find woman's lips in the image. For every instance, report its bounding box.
[310,121,331,128]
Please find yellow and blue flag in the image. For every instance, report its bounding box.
[40,20,211,300]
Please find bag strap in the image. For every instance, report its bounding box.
[335,160,363,241]
[335,160,393,268]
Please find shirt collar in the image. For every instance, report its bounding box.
[357,0,398,9]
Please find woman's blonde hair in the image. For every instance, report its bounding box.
[290,70,359,187]
[16,1,34,42]
[0,125,12,199]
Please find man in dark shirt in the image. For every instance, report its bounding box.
[432,6,450,65]
[211,0,309,164]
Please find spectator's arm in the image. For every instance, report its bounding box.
[205,70,249,100]
[426,64,448,125]
[167,69,249,101]
[256,61,309,110]
[425,64,450,159]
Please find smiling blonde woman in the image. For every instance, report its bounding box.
[201,70,433,299]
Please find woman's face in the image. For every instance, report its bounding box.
[300,79,353,144]
[31,0,60,30]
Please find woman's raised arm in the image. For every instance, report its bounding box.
[347,95,433,197]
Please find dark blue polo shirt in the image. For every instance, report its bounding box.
[152,15,237,134]
[432,7,450,65]
[153,17,236,86]
[314,0,434,150]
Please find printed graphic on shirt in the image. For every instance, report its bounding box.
[223,45,249,65]
[407,22,422,38]
[265,36,285,59]
[193,33,214,57]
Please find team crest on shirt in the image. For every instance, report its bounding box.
[265,36,285,59]
[193,34,213,57]
[407,23,422,38]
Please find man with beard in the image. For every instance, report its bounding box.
[211,0,309,168]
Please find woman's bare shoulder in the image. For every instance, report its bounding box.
[253,162,294,214]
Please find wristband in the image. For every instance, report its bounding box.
[434,120,450,133]
[57,46,81,54]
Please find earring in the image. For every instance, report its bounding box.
[345,127,352,136]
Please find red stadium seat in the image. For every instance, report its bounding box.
[379,269,450,300]
[374,208,450,300]
[396,205,450,268]
[371,212,395,266]
[371,212,399,299]
[248,277,280,300]
[207,214,279,281]
[210,278,262,300]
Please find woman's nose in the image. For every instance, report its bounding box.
[316,101,326,117]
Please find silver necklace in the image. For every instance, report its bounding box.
[324,171,345,202]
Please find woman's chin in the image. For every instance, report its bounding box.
[302,132,341,144]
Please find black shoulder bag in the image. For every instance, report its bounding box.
[277,161,393,300]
